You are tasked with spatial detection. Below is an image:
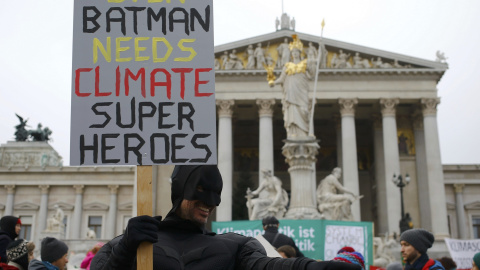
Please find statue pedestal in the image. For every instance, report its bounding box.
[282,137,322,219]
[40,227,65,240]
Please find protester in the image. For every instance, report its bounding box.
[91,165,361,270]
[472,252,480,270]
[262,215,304,257]
[333,247,365,270]
[29,237,69,270]
[0,216,21,263]
[400,228,445,270]
[4,239,34,270]
[437,256,456,270]
[276,245,296,258]
[81,242,104,270]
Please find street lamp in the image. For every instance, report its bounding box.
[392,173,411,233]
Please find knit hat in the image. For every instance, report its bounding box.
[262,216,279,226]
[473,252,480,269]
[400,229,434,254]
[337,246,355,254]
[333,250,365,270]
[7,239,28,261]
[41,237,68,263]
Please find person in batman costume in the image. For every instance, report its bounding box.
[91,165,361,270]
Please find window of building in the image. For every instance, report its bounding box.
[63,216,68,237]
[18,215,33,241]
[88,216,102,239]
[473,216,480,239]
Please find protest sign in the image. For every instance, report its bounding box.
[445,238,480,270]
[71,0,216,166]
[212,219,373,267]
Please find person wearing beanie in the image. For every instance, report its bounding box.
[262,215,304,257]
[400,229,445,270]
[91,165,361,270]
[333,247,365,270]
[28,237,68,270]
[0,216,21,263]
[472,252,480,270]
[6,239,30,270]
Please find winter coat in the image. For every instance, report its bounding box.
[263,226,305,257]
[405,254,445,270]
[0,232,13,264]
[28,259,59,270]
[91,215,320,270]
[80,251,95,270]
[0,216,20,263]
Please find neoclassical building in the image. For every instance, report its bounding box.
[0,14,479,257]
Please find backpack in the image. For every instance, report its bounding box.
[422,259,446,270]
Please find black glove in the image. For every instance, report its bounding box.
[119,215,162,253]
[307,260,362,270]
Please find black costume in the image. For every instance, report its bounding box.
[0,216,20,263]
[92,166,360,270]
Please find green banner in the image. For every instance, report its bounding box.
[212,219,373,268]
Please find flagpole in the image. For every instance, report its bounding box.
[308,19,325,137]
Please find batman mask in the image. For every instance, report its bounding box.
[168,165,223,217]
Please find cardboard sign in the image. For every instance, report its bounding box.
[70,0,216,166]
[445,238,480,270]
[212,219,373,267]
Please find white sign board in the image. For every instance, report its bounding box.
[324,225,367,260]
[70,0,216,166]
[445,238,480,270]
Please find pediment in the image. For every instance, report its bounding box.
[48,202,74,211]
[214,29,447,74]
[465,201,480,210]
[14,202,39,211]
[118,202,132,211]
[84,202,109,211]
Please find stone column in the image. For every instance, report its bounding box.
[421,98,449,238]
[380,98,402,235]
[106,185,119,239]
[412,113,432,230]
[38,185,50,233]
[4,185,15,216]
[216,100,234,221]
[71,185,84,239]
[339,98,361,220]
[453,184,467,239]
[283,138,321,219]
[257,99,276,182]
[332,114,342,169]
[372,114,387,234]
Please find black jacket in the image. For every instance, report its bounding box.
[0,232,13,263]
[91,215,356,270]
[263,226,305,257]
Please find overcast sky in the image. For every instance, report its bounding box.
[1,0,479,166]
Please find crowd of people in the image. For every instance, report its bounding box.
[1,165,479,270]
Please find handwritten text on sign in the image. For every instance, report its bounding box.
[70,0,216,165]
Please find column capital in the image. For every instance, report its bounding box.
[108,185,119,194]
[216,100,235,117]
[421,98,441,116]
[371,113,382,129]
[5,185,15,194]
[338,98,358,116]
[73,185,84,194]
[39,185,50,194]
[453,183,465,194]
[380,98,400,117]
[256,99,275,117]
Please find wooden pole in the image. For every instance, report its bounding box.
[136,165,153,270]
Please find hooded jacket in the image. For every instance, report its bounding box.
[0,216,20,263]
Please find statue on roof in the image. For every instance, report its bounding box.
[245,44,256,69]
[436,50,448,63]
[277,38,291,68]
[14,114,52,142]
[254,43,266,69]
[225,50,244,70]
[353,52,371,68]
[14,114,29,141]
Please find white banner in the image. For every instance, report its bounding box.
[445,238,480,270]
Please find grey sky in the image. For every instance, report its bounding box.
[1,0,479,165]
